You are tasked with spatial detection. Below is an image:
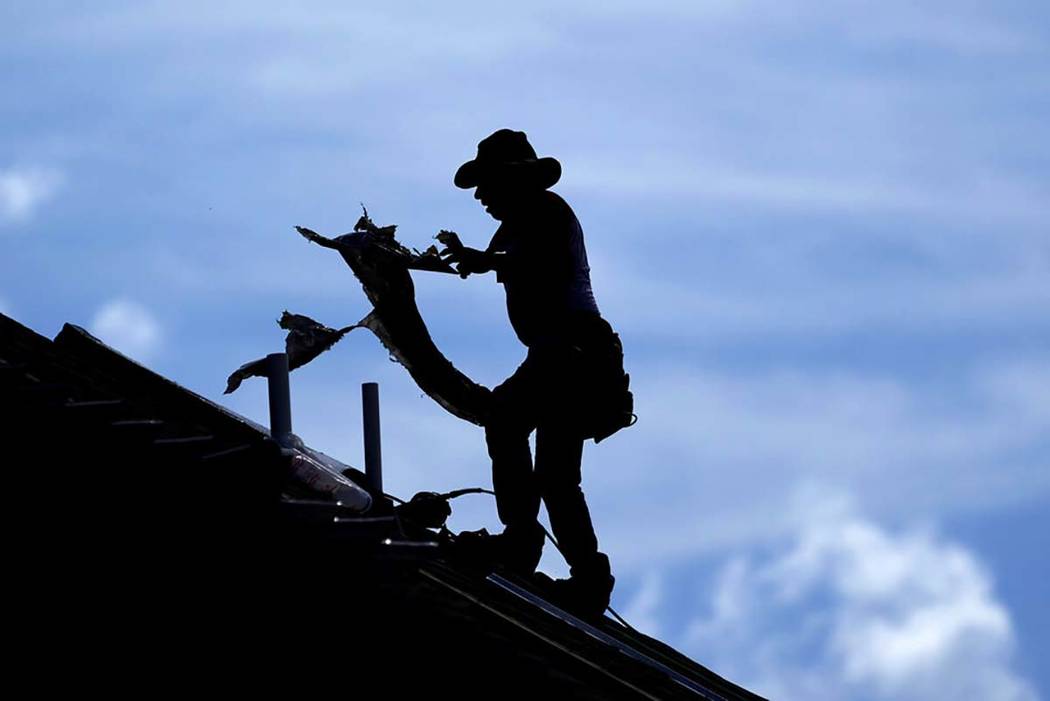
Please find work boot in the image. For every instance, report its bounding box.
[497,524,545,577]
[443,528,501,573]
[445,526,544,577]
[533,553,614,621]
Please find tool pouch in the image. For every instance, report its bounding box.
[573,323,636,444]
[590,372,635,444]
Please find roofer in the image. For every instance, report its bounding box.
[441,129,633,619]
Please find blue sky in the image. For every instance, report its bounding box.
[3,2,1047,698]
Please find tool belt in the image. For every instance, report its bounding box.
[564,313,635,444]
[491,312,635,443]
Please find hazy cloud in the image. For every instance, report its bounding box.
[0,167,62,225]
[592,254,1050,345]
[621,571,665,640]
[684,489,1038,701]
[571,159,1050,226]
[90,299,163,359]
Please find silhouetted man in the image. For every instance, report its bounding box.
[442,129,630,618]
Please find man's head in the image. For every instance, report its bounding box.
[455,129,560,221]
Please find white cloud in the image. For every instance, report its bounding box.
[684,489,1038,701]
[90,299,163,359]
[0,167,63,225]
[621,571,664,639]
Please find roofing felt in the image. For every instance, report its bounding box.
[0,311,765,700]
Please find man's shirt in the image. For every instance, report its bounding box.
[486,191,600,347]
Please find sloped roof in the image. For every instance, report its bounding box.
[1,312,765,700]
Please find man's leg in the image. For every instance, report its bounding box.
[533,424,604,574]
[485,374,545,574]
[485,420,539,529]
[534,423,613,616]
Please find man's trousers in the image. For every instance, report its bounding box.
[484,318,618,576]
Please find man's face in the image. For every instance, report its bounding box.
[474,179,517,221]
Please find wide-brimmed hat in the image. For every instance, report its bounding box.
[454,129,561,190]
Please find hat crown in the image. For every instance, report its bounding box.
[454,129,560,189]
[475,129,538,165]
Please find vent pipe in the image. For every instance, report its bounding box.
[362,382,383,494]
[265,352,293,448]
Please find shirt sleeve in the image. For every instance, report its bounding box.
[486,225,509,282]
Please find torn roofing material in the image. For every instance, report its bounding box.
[226,208,491,426]
[224,310,368,394]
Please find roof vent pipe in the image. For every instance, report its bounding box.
[362,382,383,495]
[265,352,293,448]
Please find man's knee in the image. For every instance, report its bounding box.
[535,460,584,500]
[535,427,584,481]
[484,419,530,459]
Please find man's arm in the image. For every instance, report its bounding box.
[442,248,508,278]
[437,230,508,279]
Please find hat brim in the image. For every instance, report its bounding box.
[454,157,561,190]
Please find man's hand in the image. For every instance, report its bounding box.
[435,230,463,252]
[440,246,493,279]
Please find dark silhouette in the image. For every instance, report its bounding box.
[441,129,632,618]
[229,131,633,619]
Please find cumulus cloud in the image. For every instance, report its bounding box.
[0,167,62,225]
[90,299,163,359]
[684,490,1038,701]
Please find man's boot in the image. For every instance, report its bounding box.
[534,552,614,621]
[569,552,615,619]
[444,524,544,577]
[496,524,545,577]
[444,527,501,572]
